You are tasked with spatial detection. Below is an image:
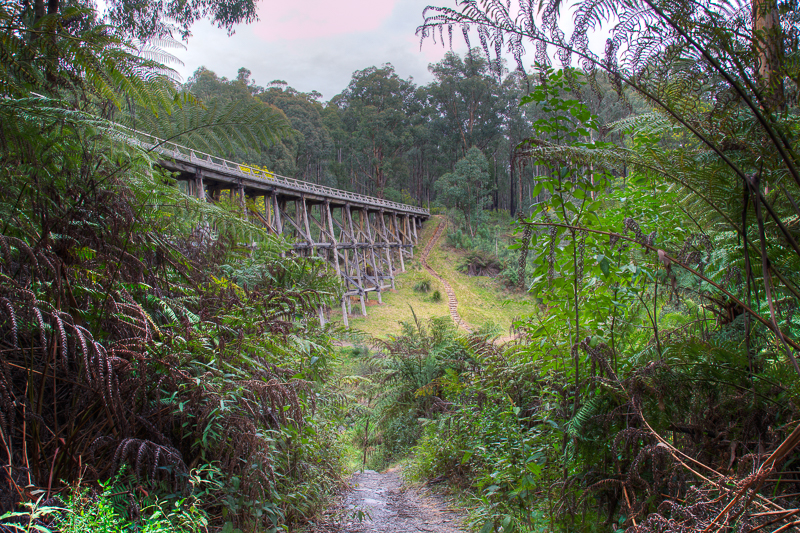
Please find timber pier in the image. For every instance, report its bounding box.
[137,132,429,326]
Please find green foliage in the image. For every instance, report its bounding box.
[347,315,476,469]
[435,147,494,236]
[0,4,346,532]
[413,279,432,293]
[457,251,502,277]
[406,10,800,520]
[0,473,208,533]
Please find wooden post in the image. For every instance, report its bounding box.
[264,192,273,233]
[273,195,283,234]
[363,210,381,303]
[301,196,313,255]
[345,204,367,317]
[393,213,405,272]
[325,201,341,277]
[379,210,395,289]
[404,215,412,257]
[238,184,247,218]
[195,169,205,201]
[340,206,353,296]
[341,298,349,329]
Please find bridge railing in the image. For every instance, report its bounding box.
[127,128,429,216]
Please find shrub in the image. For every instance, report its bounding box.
[457,251,502,277]
[413,278,432,293]
[430,290,442,302]
[0,475,209,533]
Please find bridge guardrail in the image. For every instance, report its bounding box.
[127,128,429,216]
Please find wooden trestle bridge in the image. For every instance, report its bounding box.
[140,133,429,326]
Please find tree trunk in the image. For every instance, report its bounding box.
[753,0,785,109]
[509,159,516,216]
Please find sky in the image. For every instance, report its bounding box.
[171,0,472,101]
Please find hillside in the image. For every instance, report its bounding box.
[330,215,531,338]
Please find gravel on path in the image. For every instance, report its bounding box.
[313,467,466,533]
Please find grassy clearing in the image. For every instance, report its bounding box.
[330,215,533,339]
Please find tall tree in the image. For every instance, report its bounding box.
[435,147,494,236]
[334,64,415,198]
[427,50,505,156]
[21,0,260,40]
[259,82,334,185]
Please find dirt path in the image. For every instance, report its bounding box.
[315,468,466,533]
[420,222,472,333]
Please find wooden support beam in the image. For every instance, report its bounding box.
[272,195,283,234]
[345,204,367,316]
[404,215,412,257]
[238,183,247,218]
[301,196,313,254]
[195,168,205,201]
[392,213,405,272]
[379,210,395,289]
[363,210,381,303]
[325,201,341,277]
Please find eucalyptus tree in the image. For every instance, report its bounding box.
[259,81,335,185]
[435,146,494,235]
[184,67,297,175]
[332,64,415,198]
[427,49,506,158]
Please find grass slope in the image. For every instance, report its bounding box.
[330,216,533,339]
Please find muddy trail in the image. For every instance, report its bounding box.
[314,467,466,533]
[420,222,472,333]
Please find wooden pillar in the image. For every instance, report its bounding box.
[272,195,283,234]
[404,215,412,257]
[195,169,205,201]
[345,204,367,316]
[341,298,349,329]
[340,206,353,297]
[301,196,313,254]
[264,192,274,234]
[379,210,395,289]
[393,213,405,272]
[325,201,341,277]
[266,192,273,230]
[364,210,381,303]
[238,184,247,217]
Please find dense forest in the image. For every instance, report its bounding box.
[1,0,800,532]
[185,53,638,218]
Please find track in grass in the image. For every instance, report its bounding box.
[420,222,472,333]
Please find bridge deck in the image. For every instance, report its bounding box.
[135,132,428,217]
[133,130,428,327]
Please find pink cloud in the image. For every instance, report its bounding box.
[252,0,396,41]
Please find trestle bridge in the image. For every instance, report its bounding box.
[139,133,429,326]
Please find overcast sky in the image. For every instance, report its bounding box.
[171,0,472,101]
